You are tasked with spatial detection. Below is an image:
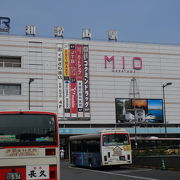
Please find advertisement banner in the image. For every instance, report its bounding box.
[76,44,83,80]
[70,44,77,117]
[64,80,70,117]
[115,98,163,124]
[70,44,76,80]
[63,44,70,79]
[76,44,84,117]
[70,82,77,117]
[83,45,90,117]
[77,81,84,117]
[57,44,64,117]
[63,44,70,117]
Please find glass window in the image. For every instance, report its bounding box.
[71,140,82,152]
[0,84,21,95]
[0,56,21,68]
[103,134,130,146]
[86,139,100,152]
[0,114,57,146]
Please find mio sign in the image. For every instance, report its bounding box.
[104,56,142,73]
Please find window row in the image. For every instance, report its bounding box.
[70,139,100,152]
[0,84,21,95]
[0,56,21,68]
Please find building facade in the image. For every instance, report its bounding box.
[0,34,180,142]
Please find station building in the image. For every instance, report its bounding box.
[1,31,180,152]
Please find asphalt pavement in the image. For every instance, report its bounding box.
[60,160,180,180]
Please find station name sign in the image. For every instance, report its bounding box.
[0,17,10,32]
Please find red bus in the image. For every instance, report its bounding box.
[0,111,60,180]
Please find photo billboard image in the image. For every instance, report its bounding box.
[115,98,163,124]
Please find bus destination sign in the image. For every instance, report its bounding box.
[6,148,39,156]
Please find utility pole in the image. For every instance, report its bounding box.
[162,82,172,137]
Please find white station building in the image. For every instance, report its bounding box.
[0,26,180,149]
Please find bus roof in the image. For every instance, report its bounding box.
[69,128,129,141]
[69,134,101,141]
[0,111,56,115]
[100,128,128,134]
[130,137,180,141]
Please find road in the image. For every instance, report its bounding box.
[60,160,180,180]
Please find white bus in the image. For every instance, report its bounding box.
[69,128,132,168]
[0,111,60,180]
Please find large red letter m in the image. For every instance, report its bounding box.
[104,56,115,69]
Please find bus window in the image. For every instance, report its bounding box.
[0,114,57,146]
[103,133,129,146]
[86,139,100,152]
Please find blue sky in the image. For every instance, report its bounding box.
[1,0,180,44]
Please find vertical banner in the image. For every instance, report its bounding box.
[63,44,70,117]
[70,44,77,117]
[76,44,84,117]
[83,45,90,117]
[57,44,64,117]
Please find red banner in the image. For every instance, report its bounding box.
[70,44,77,117]
[70,44,76,79]
[76,44,83,80]
[70,82,77,117]
[76,44,84,117]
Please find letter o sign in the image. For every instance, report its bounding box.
[133,57,142,70]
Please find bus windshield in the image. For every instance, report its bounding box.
[103,133,129,146]
[0,114,57,146]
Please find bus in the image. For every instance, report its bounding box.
[0,111,60,180]
[69,129,132,168]
[131,137,180,155]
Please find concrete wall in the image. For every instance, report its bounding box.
[0,35,180,126]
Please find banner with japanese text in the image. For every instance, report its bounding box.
[58,44,90,120]
[63,44,70,117]
[70,44,77,117]
[83,45,90,118]
[57,44,64,117]
[76,44,84,117]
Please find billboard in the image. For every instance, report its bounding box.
[115,98,163,123]
[58,43,90,120]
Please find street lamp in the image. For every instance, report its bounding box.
[162,82,172,137]
[29,78,34,110]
